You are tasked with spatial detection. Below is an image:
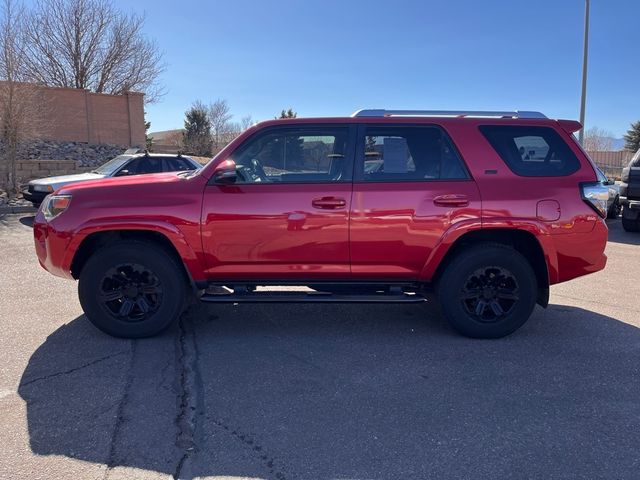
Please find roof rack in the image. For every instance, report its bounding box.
[351,109,547,119]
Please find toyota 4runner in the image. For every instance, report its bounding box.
[33,109,609,339]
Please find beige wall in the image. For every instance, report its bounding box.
[16,160,91,183]
[1,82,145,147]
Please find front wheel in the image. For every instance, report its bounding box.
[78,241,188,338]
[436,244,537,338]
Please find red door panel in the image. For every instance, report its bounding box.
[350,181,481,279]
[201,183,351,280]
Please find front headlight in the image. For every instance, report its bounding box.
[42,194,72,221]
[32,184,54,193]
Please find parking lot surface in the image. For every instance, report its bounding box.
[1,213,639,480]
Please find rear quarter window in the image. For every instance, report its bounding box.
[479,125,581,177]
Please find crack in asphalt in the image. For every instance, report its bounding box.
[19,350,129,387]
[173,314,202,480]
[210,417,289,480]
[103,340,137,480]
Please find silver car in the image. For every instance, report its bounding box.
[23,151,201,205]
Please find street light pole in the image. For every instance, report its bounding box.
[578,0,590,145]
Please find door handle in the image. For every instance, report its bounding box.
[312,196,346,209]
[433,194,469,208]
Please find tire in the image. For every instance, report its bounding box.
[621,207,640,232]
[607,196,621,219]
[436,244,537,339]
[78,241,188,338]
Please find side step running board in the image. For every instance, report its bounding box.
[200,291,427,304]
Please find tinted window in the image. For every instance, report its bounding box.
[479,126,581,177]
[164,157,196,171]
[120,157,164,175]
[231,127,350,183]
[360,126,468,182]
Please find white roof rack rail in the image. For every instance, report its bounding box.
[351,109,547,119]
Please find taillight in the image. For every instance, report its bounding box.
[580,182,608,218]
[42,194,72,221]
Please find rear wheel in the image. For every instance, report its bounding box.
[78,241,188,338]
[621,206,640,232]
[436,244,537,338]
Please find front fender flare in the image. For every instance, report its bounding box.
[64,219,207,284]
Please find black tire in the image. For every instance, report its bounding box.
[606,196,621,219]
[621,207,640,232]
[436,244,537,339]
[78,241,188,338]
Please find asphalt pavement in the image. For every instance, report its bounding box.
[0,213,639,480]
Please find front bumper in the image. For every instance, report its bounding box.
[624,199,640,210]
[22,189,48,205]
[33,211,83,280]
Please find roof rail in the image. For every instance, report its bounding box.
[351,109,547,119]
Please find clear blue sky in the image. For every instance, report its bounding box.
[129,0,638,137]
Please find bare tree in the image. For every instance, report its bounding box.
[0,0,46,192]
[22,0,165,102]
[584,126,614,152]
[164,130,184,150]
[240,115,253,131]
[208,99,233,149]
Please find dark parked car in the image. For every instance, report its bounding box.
[23,151,201,206]
[619,149,640,231]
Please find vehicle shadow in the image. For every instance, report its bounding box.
[606,218,640,245]
[19,215,35,228]
[18,303,640,479]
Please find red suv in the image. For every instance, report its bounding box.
[33,109,609,339]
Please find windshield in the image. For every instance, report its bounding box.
[92,155,132,175]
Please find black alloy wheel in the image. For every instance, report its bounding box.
[460,266,519,322]
[99,263,163,322]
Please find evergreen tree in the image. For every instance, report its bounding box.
[624,120,640,152]
[144,116,152,151]
[278,108,297,119]
[183,102,212,156]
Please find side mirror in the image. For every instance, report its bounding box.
[212,159,238,184]
[604,178,614,186]
[115,169,131,177]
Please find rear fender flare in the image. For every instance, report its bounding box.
[418,219,559,284]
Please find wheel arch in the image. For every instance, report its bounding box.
[70,228,206,289]
[424,227,556,308]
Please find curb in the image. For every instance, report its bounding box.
[0,205,37,215]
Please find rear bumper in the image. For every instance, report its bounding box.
[550,218,608,284]
[33,211,82,280]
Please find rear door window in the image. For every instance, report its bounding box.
[479,125,581,176]
[163,157,195,171]
[357,125,469,182]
